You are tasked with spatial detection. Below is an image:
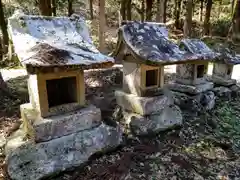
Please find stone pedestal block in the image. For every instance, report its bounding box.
[123,105,182,136]
[168,81,214,95]
[230,84,240,97]
[115,90,171,116]
[213,86,232,99]
[211,76,236,86]
[172,91,215,111]
[6,123,122,180]
[21,103,101,142]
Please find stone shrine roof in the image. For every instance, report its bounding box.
[212,45,240,65]
[8,11,114,73]
[113,21,216,66]
[179,39,218,60]
[201,36,240,65]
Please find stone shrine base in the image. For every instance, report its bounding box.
[20,103,101,142]
[172,91,216,111]
[5,103,122,180]
[5,123,122,180]
[167,81,214,95]
[122,105,182,136]
[115,90,182,136]
[167,81,215,111]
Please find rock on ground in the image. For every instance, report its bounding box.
[124,105,182,136]
[6,123,122,180]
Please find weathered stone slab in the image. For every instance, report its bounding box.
[124,105,182,136]
[213,86,232,99]
[230,84,240,97]
[6,123,122,180]
[115,90,171,115]
[168,81,214,94]
[211,76,236,86]
[21,103,101,142]
[172,91,215,111]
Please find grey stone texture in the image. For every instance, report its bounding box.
[172,91,215,111]
[211,76,236,86]
[230,84,240,97]
[123,105,182,136]
[21,103,102,143]
[6,123,122,180]
[168,81,214,95]
[115,90,171,116]
[176,63,208,85]
[114,22,216,65]
[213,86,232,99]
[122,61,142,96]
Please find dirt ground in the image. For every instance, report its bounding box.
[0,69,240,180]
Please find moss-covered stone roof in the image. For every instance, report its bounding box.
[7,11,114,73]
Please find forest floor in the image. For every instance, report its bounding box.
[1,67,240,180]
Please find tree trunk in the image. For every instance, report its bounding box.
[141,0,145,22]
[120,0,126,21]
[39,0,52,16]
[89,0,94,19]
[174,0,182,29]
[184,0,193,37]
[203,0,213,35]
[232,0,240,40]
[232,0,235,15]
[51,0,56,16]
[126,0,132,20]
[68,0,73,16]
[199,0,204,21]
[0,0,9,53]
[146,0,153,21]
[99,0,106,52]
[156,0,164,22]
[163,0,167,23]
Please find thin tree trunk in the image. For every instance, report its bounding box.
[232,0,240,40]
[52,0,56,16]
[39,0,52,16]
[99,0,106,52]
[0,0,9,53]
[174,0,182,29]
[199,0,204,21]
[156,0,164,22]
[184,0,193,37]
[126,0,132,20]
[232,0,235,15]
[68,0,73,16]
[163,0,167,23]
[120,0,126,21]
[89,0,94,19]
[146,0,153,21]
[203,0,213,35]
[141,0,145,22]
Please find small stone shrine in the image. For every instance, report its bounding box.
[112,22,212,135]
[211,44,240,98]
[168,38,218,111]
[6,11,122,180]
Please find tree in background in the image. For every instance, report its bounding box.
[203,0,213,35]
[184,0,193,37]
[52,0,56,16]
[0,0,9,53]
[156,0,165,22]
[68,0,73,16]
[39,0,52,16]
[174,0,182,29]
[145,0,154,21]
[199,0,204,21]
[89,0,94,19]
[232,0,240,40]
[99,0,106,52]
